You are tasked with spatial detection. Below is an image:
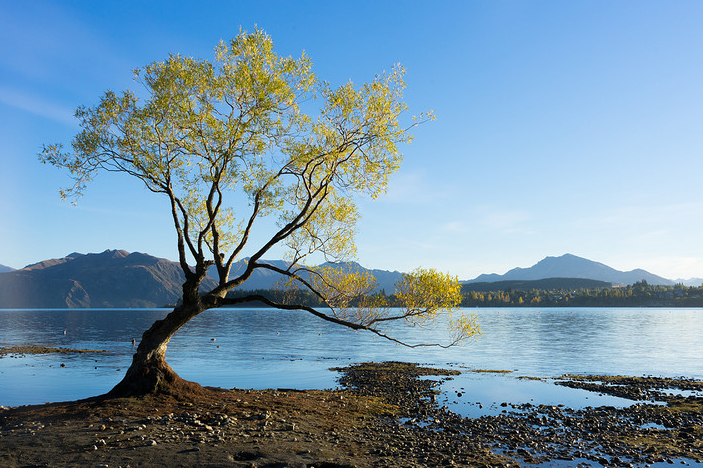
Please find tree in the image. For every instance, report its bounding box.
[40,29,479,398]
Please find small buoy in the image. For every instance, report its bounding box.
[63,330,67,335]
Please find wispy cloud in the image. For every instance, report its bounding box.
[68,202,165,220]
[380,170,453,205]
[566,202,703,279]
[610,255,703,282]
[478,209,533,234]
[441,220,471,233]
[0,86,76,126]
[572,202,703,228]
[569,202,703,247]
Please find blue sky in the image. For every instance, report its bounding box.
[2,1,703,280]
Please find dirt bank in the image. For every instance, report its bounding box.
[0,345,107,356]
[0,362,701,467]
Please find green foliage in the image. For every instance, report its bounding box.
[237,280,703,309]
[461,280,703,307]
[40,28,476,347]
[464,278,611,293]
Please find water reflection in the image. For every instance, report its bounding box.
[0,308,702,406]
[438,372,650,419]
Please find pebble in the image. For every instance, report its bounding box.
[337,362,703,467]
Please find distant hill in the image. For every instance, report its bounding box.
[222,259,293,290]
[674,277,703,287]
[0,251,405,309]
[462,277,612,293]
[0,264,14,273]
[467,254,674,286]
[0,250,217,309]
[223,259,404,293]
[319,261,404,293]
[3,249,690,308]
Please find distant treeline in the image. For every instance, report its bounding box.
[462,278,611,292]
[225,288,326,307]
[460,280,703,307]
[227,279,703,308]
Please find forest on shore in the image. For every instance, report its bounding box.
[460,280,703,307]
[227,280,703,308]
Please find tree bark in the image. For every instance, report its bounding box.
[106,301,207,398]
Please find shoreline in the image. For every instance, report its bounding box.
[0,345,108,357]
[2,306,703,310]
[1,362,701,467]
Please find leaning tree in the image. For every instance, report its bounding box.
[41,29,479,397]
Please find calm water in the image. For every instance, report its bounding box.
[1,307,702,409]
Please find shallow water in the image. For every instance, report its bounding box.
[1,307,702,409]
[437,372,645,418]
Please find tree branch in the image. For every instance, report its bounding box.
[167,189,195,279]
[217,294,365,330]
[215,294,461,348]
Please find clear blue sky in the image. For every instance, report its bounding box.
[2,1,703,280]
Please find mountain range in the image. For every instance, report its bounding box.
[225,259,404,293]
[467,254,674,286]
[0,250,693,308]
[462,277,612,293]
[675,277,703,287]
[0,250,213,308]
[0,250,404,309]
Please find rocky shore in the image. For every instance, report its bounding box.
[0,345,108,356]
[0,362,701,467]
[339,363,702,467]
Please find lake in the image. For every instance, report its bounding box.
[1,307,702,412]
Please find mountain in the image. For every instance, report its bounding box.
[222,259,404,293]
[4,249,680,308]
[0,250,217,309]
[0,264,14,273]
[0,251,405,309]
[463,277,612,293]
[467,254,674,286]
[319,261,404,293]
[223,259,299,290]
[674,277,703,287]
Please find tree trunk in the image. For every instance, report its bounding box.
[106,302,207,398]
